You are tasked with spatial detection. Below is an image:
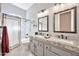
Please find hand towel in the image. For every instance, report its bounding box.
[1,26,9,56]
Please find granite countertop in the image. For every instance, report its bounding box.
[32,35,79,54]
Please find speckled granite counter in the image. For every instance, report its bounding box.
[30,35,79,55]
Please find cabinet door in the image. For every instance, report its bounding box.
[34,41,44,56]
[44,44,57,56]
[37,42,43,56]
[51,46,72,56]
[34,43,38,56]
[34,40,39,56]
[30,42,34,54]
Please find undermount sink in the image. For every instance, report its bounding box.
[35,35,44,39]
[35,35,51,39]
[44,36,50,39]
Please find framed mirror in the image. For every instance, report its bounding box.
[38,16,49,32]
[54,7,77,33]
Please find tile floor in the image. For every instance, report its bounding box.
[6,43,34,56]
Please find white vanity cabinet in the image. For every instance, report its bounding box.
[30,36,79,56]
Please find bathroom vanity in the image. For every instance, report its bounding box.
[30,7,78,56]
[30,35,79,56]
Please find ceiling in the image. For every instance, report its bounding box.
[11,3,34,10]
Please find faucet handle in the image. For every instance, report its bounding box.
[65,36,67,40]
[61,34,64,39]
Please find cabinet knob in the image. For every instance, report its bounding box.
[46,47,48,48]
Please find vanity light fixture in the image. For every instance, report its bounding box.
[41,9,46,12]
[53,3,65,11]
[53,3,76,12]
[37,9,48,17]
[38,3,63,17]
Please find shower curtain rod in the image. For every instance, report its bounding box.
[2,13,32,22]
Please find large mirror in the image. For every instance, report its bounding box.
[38,16,49,32]
[54,7,76,33]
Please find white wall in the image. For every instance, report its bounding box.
[26,3,79,41]
[1,3,26,18]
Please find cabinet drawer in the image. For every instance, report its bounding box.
[51,46,72,56]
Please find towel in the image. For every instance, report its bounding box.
[1,26,9,56]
